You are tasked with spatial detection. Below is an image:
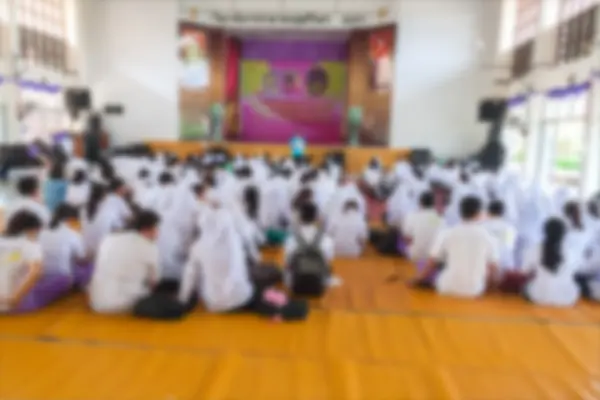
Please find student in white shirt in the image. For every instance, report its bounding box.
[132,168,157,210]
[153,171,177,218]
[82,180,131,256]
[361,157,383,199]
[328,200,368,258]
[484,200,517,271]
[0,211,44,313]
[284,202,337,288]
[179,204,308,320]
[521,218,582,307]
[65,169,91,209]
[40,204,88,285]
[404,191,444,264]
[88,211,161,314]
[6,176,51,226]
[412,196,499,297]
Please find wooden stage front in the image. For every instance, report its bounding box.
[147,141,409,174]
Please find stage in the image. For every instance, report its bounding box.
[147,141,409,174]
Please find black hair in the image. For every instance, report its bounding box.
[138,168,150,180]
[419,191,435,208]
[293,187,313,211]
[131,210,160,232]
[300,169,318,185]
[204,171,217,188]
[5,210,43,236]
[488,200,505,217]
[72,169,87,185]
[343,199,359,212]
[191,182,207,197]
[17,176,40,197]
[299,201,318,224]
[86,183,106,220]
[49,203,79,229]
[158,171,175,186]
[107,178,126,193]
[243,185,260,221]
[278,168,293,180]
[234,166,253,179]
[459,170,470,184]
[460,196,482,221]
[369,157,380,168]
[563,201,583,230]
[49,160,65,180]
[541,218,566,273]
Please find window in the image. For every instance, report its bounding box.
[515,0,542,46]
[543,84,590,191]
[503,97,529,170]
[556,1,597,62]
[17,0,67,72]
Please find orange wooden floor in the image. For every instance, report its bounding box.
[1,248,600,399]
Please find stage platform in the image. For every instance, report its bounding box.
[147,141,410,174]
[1,246,599,399]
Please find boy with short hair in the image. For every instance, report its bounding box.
[403,191,444,263]
[6,176,51,226]
[412,196,499,297]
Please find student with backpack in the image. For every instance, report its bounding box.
[284,202,337,297]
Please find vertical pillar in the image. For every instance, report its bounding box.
[6,0,20,143]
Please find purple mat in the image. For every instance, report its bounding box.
[13,273,72,313]
[73,262,94,288]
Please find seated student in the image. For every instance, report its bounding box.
[484,200,517,271]
[65,168,91,209]
[154,171,177,218]
[520,218,582,307]
[132,168,157,210]
[6,176,51,226]
[40,204,89,287]
[0,211,71,313]
[179,206,308,320]
[412,196,499,297]
[403,191,444,264]
[284,202,337,296]
[242,185,266,247]
[360,157,383,199]
[81,181,131,257]
[88,211,162,314]
[43,160,68,213]
[328,200,368,258]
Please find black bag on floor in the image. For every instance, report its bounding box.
[133,293,188,321]
[250,262,283,287]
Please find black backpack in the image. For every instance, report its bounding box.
[289,229,329,297]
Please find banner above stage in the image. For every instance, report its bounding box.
[179,5,397,30]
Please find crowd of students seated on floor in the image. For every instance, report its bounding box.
[363,156,600,307]
[0,150,598,320]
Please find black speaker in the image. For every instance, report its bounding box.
[478,99,506,122]
[64,88,92,111]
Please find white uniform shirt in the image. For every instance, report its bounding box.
[404,209,444,262]
[65,183,91,208]
[484,218,517,271]
[328,211,368,258]
[430,221,498,297]
[88,232,159,313]
[522,243,582,307]
[39,224,86,276]
[6,197,51,226]
[0,237,42,312]
[82,194,132,255]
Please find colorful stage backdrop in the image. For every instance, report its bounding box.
[240,40,347,144]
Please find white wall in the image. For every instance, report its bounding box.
[80,0,179,144]
[389,0,503,157]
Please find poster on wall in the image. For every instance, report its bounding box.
[178,21,211,140]
[369,27,394,91]
[239,40,347,144]
[179,25,210,89]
